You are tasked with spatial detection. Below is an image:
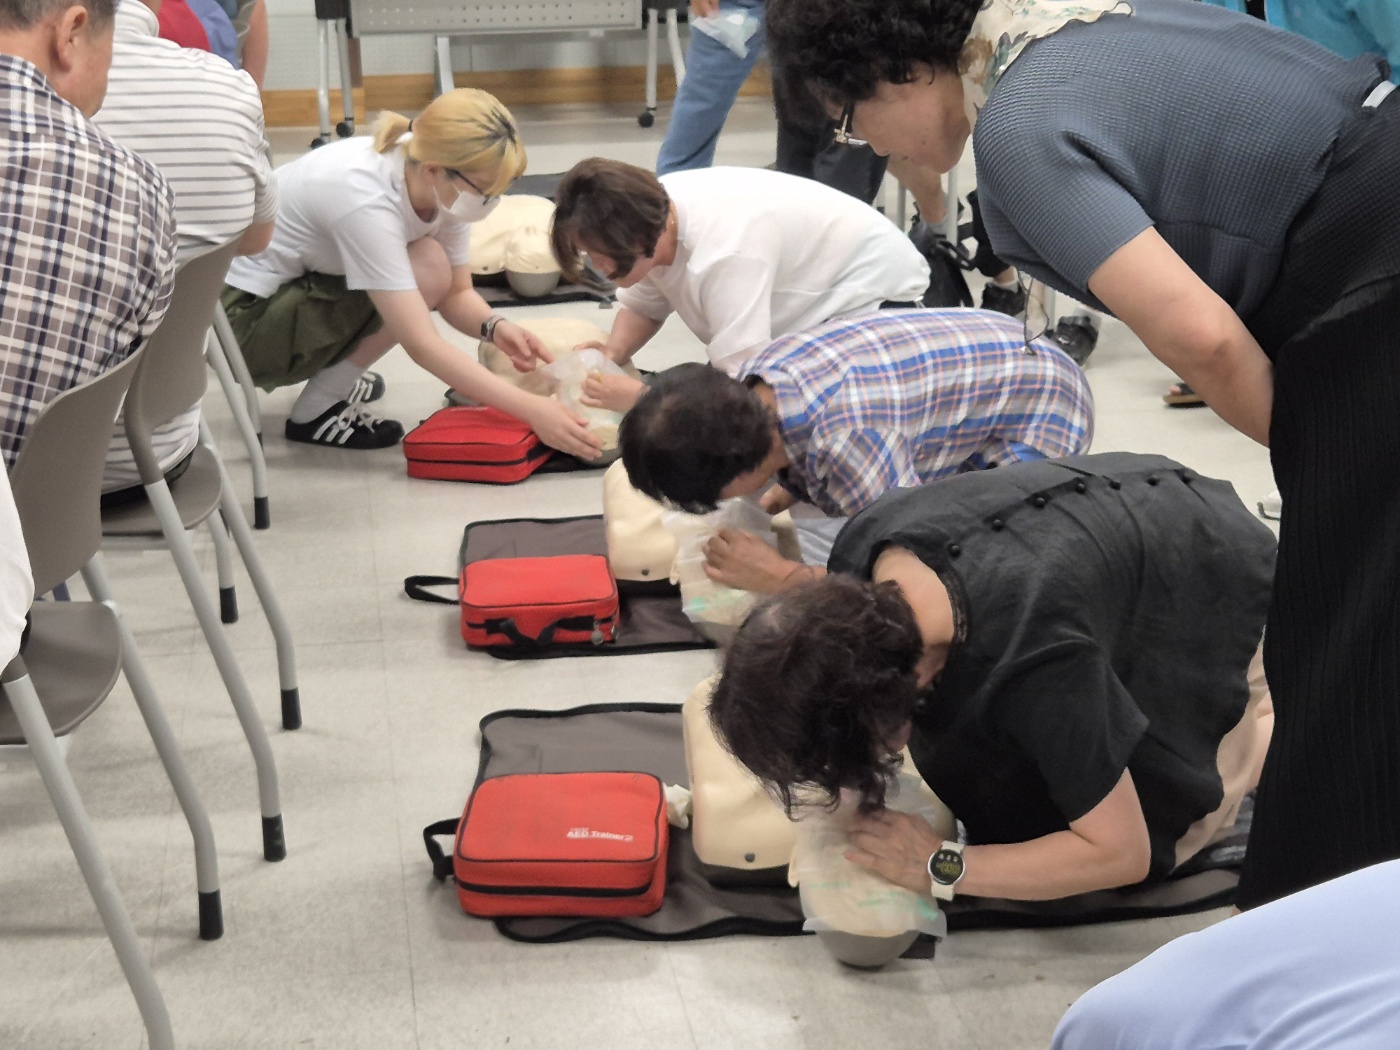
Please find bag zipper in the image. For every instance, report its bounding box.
[456,878,654,898]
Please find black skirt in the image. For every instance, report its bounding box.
[1236,85,1400,908]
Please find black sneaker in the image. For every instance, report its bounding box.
[980,282,1027,318]
[1048,313,1100,367]
[284,400,405,449]
[348,370,385,404]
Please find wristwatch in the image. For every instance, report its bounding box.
[480,313,506,343]
[927,841,965,901]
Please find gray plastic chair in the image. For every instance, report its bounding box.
[1,350,228,1050]
[101,241,298,861]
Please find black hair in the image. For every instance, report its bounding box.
[765,0,980,126]
[550,158,670,282]
[709,574,926,814]
[617,363,773,515]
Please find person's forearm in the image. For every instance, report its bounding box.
[772,562,826,593]
[400,334,543,419]
[958,831,1151,901]
[1168,331,1273,446]
[438,286,495,342]
[604,307,663,364]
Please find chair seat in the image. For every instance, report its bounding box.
[101,444,222,536]
[0,602,122,742]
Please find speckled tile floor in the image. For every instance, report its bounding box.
[0,97,1275,1049]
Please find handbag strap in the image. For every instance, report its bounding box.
[483,614,605,648]
[403,575,459,605]
[423,818,460,882]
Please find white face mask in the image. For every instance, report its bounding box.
[438,176,500,224]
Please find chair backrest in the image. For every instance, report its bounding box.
[9,350,145,595]
[123,241,240,484]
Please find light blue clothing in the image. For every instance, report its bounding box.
[186,0,238,67]
[655,0,766,174]
[1053,859,1400,1049]
[1202,0,1399,82]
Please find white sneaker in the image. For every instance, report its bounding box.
[1258,489,1282,520]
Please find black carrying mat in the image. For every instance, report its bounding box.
[466,705,1248,943]
[404,517,714,660]
[472,703,807,942]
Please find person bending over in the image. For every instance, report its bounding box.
[549,158,930,412]
[619,308,1092,584]
[222,88,600,457]
[763,0,1400,908]
[710,453,1275,902]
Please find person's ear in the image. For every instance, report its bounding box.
[51,5,90,76]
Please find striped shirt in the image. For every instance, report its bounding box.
[0,54,177,470]
[94,0,277,489]
[738,310,1095,518]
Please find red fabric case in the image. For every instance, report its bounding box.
[404,406,553,483]
[453,772,669,918]
[460,554,619,648]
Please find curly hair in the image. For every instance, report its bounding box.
[709,574,926,815]
[766,0,980,124]
[549,158,670,282]
[618,364,774,515]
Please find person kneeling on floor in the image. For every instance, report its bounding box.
[618,308,1093,587]
[221,88,600,458]
[709,452,1276,903]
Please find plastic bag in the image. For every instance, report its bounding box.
[790,772,954,939]
[663,498,776,630]
[538,347,628,451]
[691,8,762,58]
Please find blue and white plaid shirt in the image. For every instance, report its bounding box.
[739,310,1095,518]
[0,53,176,468]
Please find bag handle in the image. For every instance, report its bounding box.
[423,818,460,882]
[404,575,459,605]
[484,617,555,648]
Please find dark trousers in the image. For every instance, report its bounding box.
[1236,87,1400,908]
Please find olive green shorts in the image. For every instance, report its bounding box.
[220,272,384,391]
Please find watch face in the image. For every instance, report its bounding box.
[929,848,964,886]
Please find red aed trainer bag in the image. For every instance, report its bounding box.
[404,553,620,650]
[424,772,670,918]
[403,406,553,483]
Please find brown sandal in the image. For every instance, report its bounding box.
[1163,381,1206,408]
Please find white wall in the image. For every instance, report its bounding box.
[264,0,688,91]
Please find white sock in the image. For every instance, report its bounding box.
[289,360,366,423]
[990,274,1019,290]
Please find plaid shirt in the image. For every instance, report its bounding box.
[0,54,177,468]
[739,310,1095,518]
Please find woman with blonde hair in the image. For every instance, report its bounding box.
[222,89,600,455]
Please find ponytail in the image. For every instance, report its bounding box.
[371,110,412,154]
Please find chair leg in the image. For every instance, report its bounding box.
[644,7,658,121]
[81,555,224,941]
[5,672,176,1050]
[142,478,286,861]
[208,512,238,624]
[205,425,301,732]
[205,326,270,530]
[212,304,262,445]
[666,8,685,84]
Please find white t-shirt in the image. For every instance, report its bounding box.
[225,136,473,298]
[617,167,930,375]
[96,0,280,492]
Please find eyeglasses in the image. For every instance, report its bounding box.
[833,103,868,148]
[446,168,499,202]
